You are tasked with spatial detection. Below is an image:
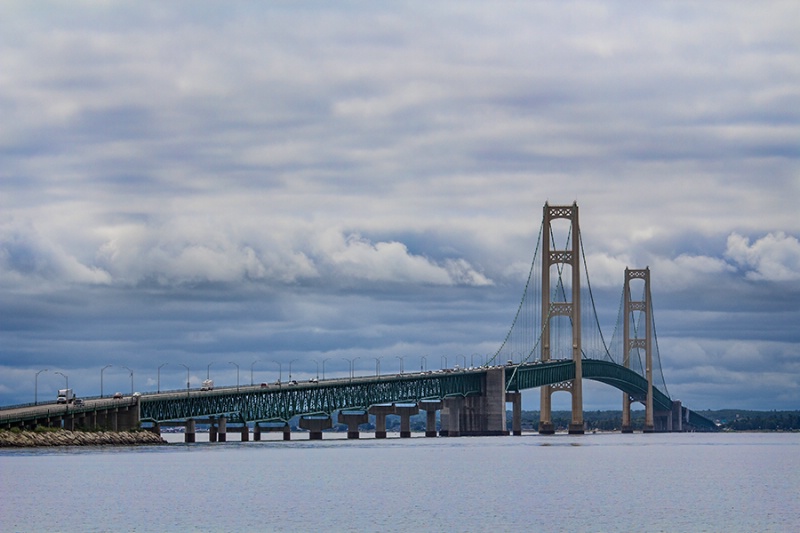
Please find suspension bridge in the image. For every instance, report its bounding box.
[1,202,717,438]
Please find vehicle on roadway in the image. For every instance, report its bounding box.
[57,389,75,404]
[113,392,123,399]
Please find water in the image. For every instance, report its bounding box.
[1,432,798,532]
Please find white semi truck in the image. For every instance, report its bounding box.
[57,389,75,404]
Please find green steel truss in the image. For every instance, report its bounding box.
[140,372,483,423]
[504,359,673,411]
[141,359,701,426]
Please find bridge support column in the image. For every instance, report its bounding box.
[254,424,261,441]
[337,410,368,439]
[149,422,161,437]
[506,391,522,436]
[299,415,332,440]
[621,394,633,433]
[209,417,217,442]
[538,385,555,434]
[185,418,196,443]
[369,405,394,438]
[218,416,227,442]
[441,397,463,437]
[395,404,419,438]
[240,425,249,442]
[672,400,683,432]
[419,400,442,437]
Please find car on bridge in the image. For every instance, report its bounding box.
[113,392,123,399]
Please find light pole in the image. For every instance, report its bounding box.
[123,366,134,395]
[35,368,48,405]
[322,358,330,381]
[229,361,239,391]
[180,364,190,394]
[272,361,282,384]
[206,362,214,380]
[101,364,112,398]
[395,355,405,374]
[312,359,320,380]
[441,355,448,369]
[158,363,168,393]
[54,371,68,390]
[288,359,298,382]
[250,359,260,386]
[344,357,359,382]
[420,355,427,372]
[457,354,466,368]
[373,357,381,377]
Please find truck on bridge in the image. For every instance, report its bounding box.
[56,389,75,404]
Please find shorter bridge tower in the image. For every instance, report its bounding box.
[539,202,584,435]
[622,267,654,433]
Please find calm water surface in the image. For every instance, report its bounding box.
[1,432,798,532]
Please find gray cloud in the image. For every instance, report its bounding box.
[1,2,798,410]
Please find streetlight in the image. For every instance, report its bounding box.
[322,358,331,381]
[54,371,68,390]
[420,355,427,372]
[272,361,282,383]
[441,355,448,369]
[35,368,48,405]
[229,361,239,391]
[158,363,168,393]
[343,357,359,382]
[471,353,482,367]
[457,354,466,368]
[180,364,190,394]
[101,364,112,398]
[123,366,134,395]
[311,359,320,380]
[395,355,405,374]
[206,362,215,380]
[373,357,381,377]
[250,359,260,386]
[288,359,298,382]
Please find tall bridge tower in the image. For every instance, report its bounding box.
[622,267,655,433]
[539,202,584,435]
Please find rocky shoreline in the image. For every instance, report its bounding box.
[0,429,167,447]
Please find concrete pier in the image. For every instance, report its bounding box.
[418,400,442,437]
[217,416,227,442]
[185,418,196,443]
[441,397,464,437]
[337,410,368,439]
[394,404,419,438]
[299,415,332,440]
[369,405,394,438]
[506,391,522,436]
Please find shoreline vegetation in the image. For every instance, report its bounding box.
[0,428,166,447]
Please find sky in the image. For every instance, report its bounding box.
[1,1,799,412]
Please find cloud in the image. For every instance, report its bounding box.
[0,2,798,410]
[725,232,800,281]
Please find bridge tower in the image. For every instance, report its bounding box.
[539,202,584,435]
[621,267,655,433]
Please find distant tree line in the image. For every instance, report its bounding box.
[698,410,800,431]
[320,408,800,432]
